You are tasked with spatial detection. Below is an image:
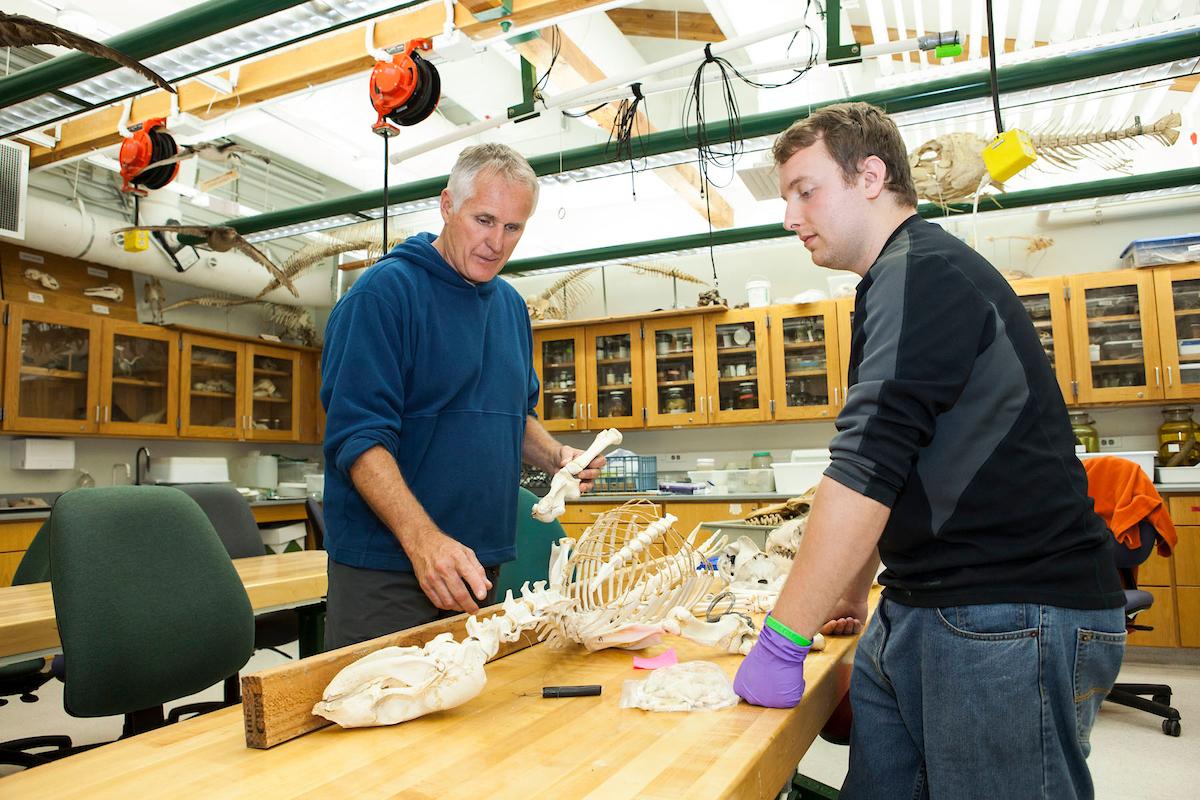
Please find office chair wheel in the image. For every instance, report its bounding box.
[1163,719,1181,737]
[19,693,37,703]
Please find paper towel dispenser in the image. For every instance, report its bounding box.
[10,439,75,470]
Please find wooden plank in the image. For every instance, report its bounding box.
[606,9,725,42]
[2,593,873,798]
[241,603,536,748]
[0,245,137,322]
[251,503,307,524]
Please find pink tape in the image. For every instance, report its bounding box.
[632,648,678,670]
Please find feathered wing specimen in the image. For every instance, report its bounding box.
[256,221,413,299]
[112,225,298,298]
[0,12,174,96]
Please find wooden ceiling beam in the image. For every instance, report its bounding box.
[27,0,611,169]
[604,9,725,42]
[509,29,734,228]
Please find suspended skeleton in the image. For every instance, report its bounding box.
[0,12,173,99]
[314,500,760,728]
[162,293,320,347]
[909,112,1181,206]
[256,220,416,300]
[143,277,166,325]
[524,262,711,321]
[111,225,298,297]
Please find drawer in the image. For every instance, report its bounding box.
[1138,548,1174,586]
[1127,586,1178,648]
[1177,586,1200,648]
[1175,526,1200,586]
[0,519,44,552]
[1167,496,1200,526]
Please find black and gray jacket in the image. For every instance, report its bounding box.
[826,215,1123,610]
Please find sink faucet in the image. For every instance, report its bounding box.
[135,447,151,486]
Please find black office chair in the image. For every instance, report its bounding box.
[48,486,254,739]
[175,484,301,654]
[305,495,325,551]
[0,521,71,769]
[1106,519,1183,737]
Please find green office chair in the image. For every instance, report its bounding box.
[0,521,72,769]
[49,486,255,738]
[493,488,567,601]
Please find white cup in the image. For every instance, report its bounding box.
[736,363,748,376]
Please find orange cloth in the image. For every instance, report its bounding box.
[1083,456,1177,556]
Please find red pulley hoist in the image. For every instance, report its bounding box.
[369,38,440,136]
[118,117,180,195]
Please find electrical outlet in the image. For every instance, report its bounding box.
[1099,436,1123,449]
[667,454,682,462]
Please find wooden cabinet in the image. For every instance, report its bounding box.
[1128,585,1178,647]
[1178,587,1200,648]
[1152,264,1200,400]
[0,519,41,587]
[583,321,644,430]
[534,327,587,432]
[1012,277,1075,403]
[768,302,841,420]
[3,304,102,433]
[643,315,709,428]
[1068,271,1163,404]
[1141,496,1200,650]
[702,308,771,424]
[180,334,301,441]
[298,350,325,445]
[1174,524,1200,587]
[98,320,179,437]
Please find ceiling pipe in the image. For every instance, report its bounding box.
[0,0,308,110]
[212,27,1200,240]
[500,168,1200,273]
[3,193,313,305]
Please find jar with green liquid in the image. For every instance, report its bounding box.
[1069,411,1099,454]
[1158,406,1200,467]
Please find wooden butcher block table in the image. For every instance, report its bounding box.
[1,590,879,799]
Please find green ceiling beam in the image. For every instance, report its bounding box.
[221,27,1200,239]
[501,168,1200,274]
[0,0,310,110]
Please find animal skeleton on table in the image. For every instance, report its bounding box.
[111,225,298,298]
[313,497,759,729]
[0,12,174,99]
[909,112,1181,206]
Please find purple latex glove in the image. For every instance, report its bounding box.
[733,621,811,708]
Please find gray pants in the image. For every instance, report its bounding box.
[324,559,501,650]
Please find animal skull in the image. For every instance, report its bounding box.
[531,428,624,522]
[23,268,59,290]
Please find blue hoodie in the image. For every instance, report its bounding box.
[320,233,538,571]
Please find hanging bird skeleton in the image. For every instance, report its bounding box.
[162,293,320,346]
[111,225,298,298]
[254,220,416,300]
[524,262,711,321]
[909,112,1181,206]
[0,12,174,101]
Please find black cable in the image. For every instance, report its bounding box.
[382,133,389,256]
[986,0,1003,133]
[563,101,609,118]
[534,26,562,102]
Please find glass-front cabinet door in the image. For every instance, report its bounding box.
[1011,277,1075,404]
[643,316,709,428]
[769,302,841,420]
[584,321,643,430]
[704,309,771,423]
[99,321,178,436]
[3,305,101,433]
[1153,264,1200,401]
[836,297,854,409]
[181,333,244,439]
[245,343,301,441]
[533,327,587,432]
[1068,272,1162,404]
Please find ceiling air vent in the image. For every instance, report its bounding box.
[736,161,780,202]
[0,139,29,240]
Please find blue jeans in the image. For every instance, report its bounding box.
[841,598,1126,800]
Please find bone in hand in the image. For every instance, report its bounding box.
[531,428,623,522]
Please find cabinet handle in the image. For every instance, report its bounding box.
[104,405,110,423]
[1155,366,1161,386]
[709,395,714,416]
[1167,366,1174,386]
[587,403,592,420]
[572,402,578,419]
[94,405,100,423]
[698,395,704,414]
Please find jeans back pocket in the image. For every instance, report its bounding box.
[1074,628,1126,753]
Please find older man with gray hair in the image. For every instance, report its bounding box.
[320,143,605,648]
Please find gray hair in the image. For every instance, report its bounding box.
[446,143,539,212]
